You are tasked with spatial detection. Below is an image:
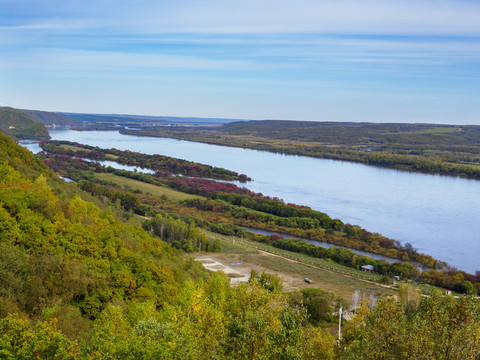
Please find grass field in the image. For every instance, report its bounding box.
[60,144,93,152]
[201,231,395,301]
[95,172,201,201]
[419,127,458,134]
[60,144,119,159]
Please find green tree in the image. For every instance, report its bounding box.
[341,295,480,360]
[0,314,78,359]
[398,284,421,312]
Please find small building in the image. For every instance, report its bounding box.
[445,290,452,295]
[361,265,374,272]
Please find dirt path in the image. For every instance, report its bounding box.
[199,231,396,299]
[255,249,394,290]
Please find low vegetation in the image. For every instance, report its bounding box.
[41,140,250,181]
[94,172,200,201]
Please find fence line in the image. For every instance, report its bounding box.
[204,231,377,282]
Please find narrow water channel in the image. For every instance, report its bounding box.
[24,129,480,273]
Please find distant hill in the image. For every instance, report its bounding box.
[0,107,50,140]
[222,119,480,145]
[23,109,80,126]
[62,112,246,125]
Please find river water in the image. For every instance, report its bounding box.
[28,129,480,273]
[244,227,400,264]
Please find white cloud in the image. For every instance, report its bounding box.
[4,0,480,35]
[0,20,91,31]
[2,0,479,123]
[0,48,276,72]
[132,0,480,35]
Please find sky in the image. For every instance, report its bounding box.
[1,0,480,124]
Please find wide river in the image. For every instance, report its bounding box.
[41,129,479,274]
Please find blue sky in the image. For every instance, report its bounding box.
[1,0,480,124]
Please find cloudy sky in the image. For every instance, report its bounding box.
[1,0,480,124]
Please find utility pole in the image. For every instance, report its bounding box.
[338,306,343,343]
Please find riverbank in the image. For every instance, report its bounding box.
[120,121,480,180]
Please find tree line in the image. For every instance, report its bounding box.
[40,140,250,181]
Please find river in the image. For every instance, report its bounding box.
[25,129,480,274]
[243,227,401,264]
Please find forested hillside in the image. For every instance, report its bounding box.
[23,109,80,126]
[222,120,480,145]
[0,107,50,140]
